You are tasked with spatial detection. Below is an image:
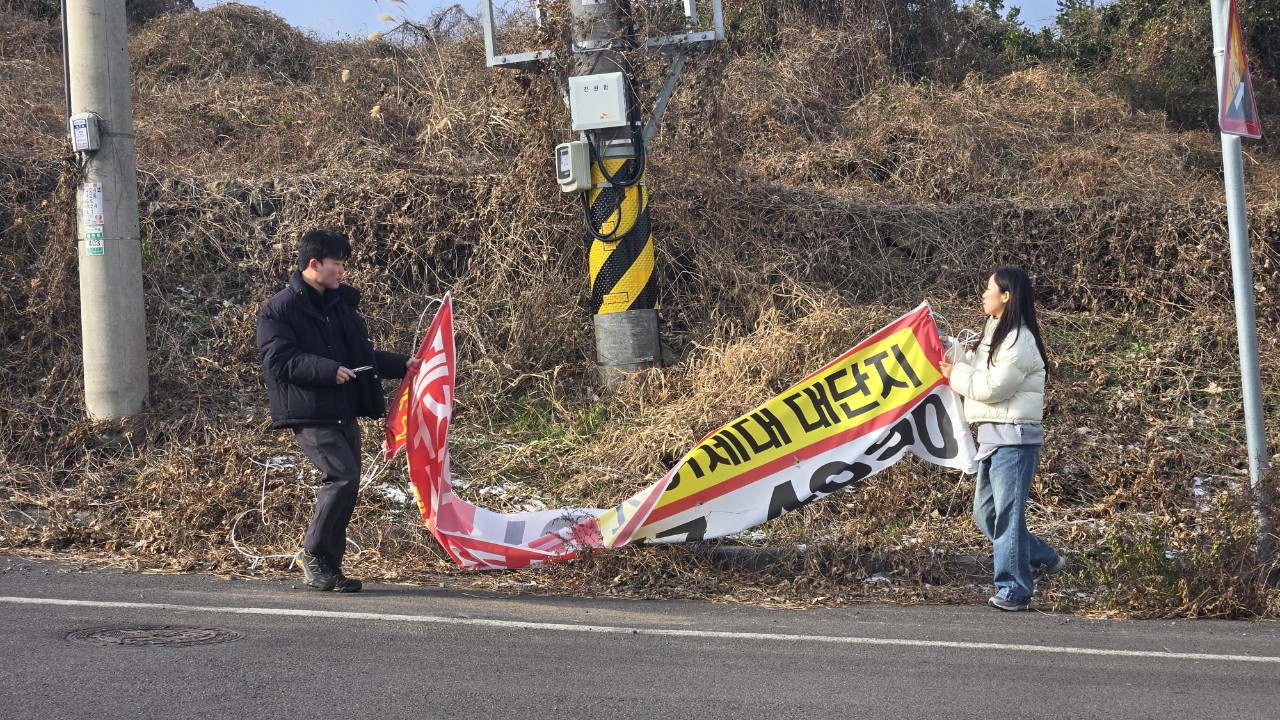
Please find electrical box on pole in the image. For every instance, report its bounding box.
[555,141,591,193]
[68,112,101,152]
[568,72,629,131]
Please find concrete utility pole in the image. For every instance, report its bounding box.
[569,0,662,385]
[64,0,149,418]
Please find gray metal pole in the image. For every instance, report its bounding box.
[1209,0,1269,491]
[66,0,148,418]
[570,0,663,386]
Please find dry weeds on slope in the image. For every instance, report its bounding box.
[1,4,1279,616]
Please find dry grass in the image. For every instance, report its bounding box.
[2,3,1279,617]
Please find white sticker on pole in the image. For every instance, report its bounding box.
[82,182,105,226]
[83,182,105,255]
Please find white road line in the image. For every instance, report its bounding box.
[4,595,1275,664]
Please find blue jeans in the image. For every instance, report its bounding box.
[973,445,1059,603]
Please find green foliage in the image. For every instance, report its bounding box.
[949,0,1062,74]
[497,397,611,447]
[1243,0,1280,81]
[1058,491,1270,617]
[1051,0,1280,129]
[1074,517,1181,612]
[1054,0,1110,71]
[719,0,1051,80]
[717,0,1277,125]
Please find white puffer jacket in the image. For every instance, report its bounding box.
[949,317,1046,425]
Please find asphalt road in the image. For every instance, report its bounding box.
[2,554,1278,720]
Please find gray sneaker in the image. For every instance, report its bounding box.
[331,569,363,593]
[294,549,337,591]
[988,595,1031,612]
[1035,554,1068,580]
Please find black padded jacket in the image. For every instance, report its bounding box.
[256,272,408,429]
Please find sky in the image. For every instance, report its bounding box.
[192,0,1064,39]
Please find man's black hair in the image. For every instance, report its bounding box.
[297,229,352,272]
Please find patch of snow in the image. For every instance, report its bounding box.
[268,454,295,469]
[378,484,408,503]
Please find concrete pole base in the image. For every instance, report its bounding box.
[593,309,661,386]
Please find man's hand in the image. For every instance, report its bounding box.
[336,366,357,384]
[407,357,422,374]
[938,360,953,379]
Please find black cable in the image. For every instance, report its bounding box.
[582,190,623,242]
[60,0,71,123]
[588,125,646,188]
[582,125,647,241]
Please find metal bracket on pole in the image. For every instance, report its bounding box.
[482,0,723,70]
[644,30,718,50]
[643,51,687,149]
[481,0,554,69]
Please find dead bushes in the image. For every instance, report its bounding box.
[1,5,1279,616]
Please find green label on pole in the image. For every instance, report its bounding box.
[86,236,104,256]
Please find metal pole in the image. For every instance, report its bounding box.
[66,0,149,418]
[1209,0,1270,536]
[570,0,662,385]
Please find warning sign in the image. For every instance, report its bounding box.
[1219,0,1262,139]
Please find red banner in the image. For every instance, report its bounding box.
[382,298,448,460]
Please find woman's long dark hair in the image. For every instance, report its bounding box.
[987,267,1048,370]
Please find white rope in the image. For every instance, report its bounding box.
[929,310,981,359]
[231,455,374,570]
[229,457,299,570]
[413,295,444,350]
[345,295,443,552]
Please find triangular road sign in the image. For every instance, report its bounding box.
[1220,0,1262,138]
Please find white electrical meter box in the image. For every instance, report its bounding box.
[69,112,101,152]
[568,72,628,132]
[555,141,591,193]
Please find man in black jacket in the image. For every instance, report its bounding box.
[256,229,420,593]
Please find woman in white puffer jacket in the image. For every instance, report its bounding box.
[940,267,1065,611]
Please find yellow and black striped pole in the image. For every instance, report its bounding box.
[585,146,662,384]
[586,156,657,314]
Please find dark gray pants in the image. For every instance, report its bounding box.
[294,421,361,567]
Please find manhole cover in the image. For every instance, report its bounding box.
[67,626,244,647]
